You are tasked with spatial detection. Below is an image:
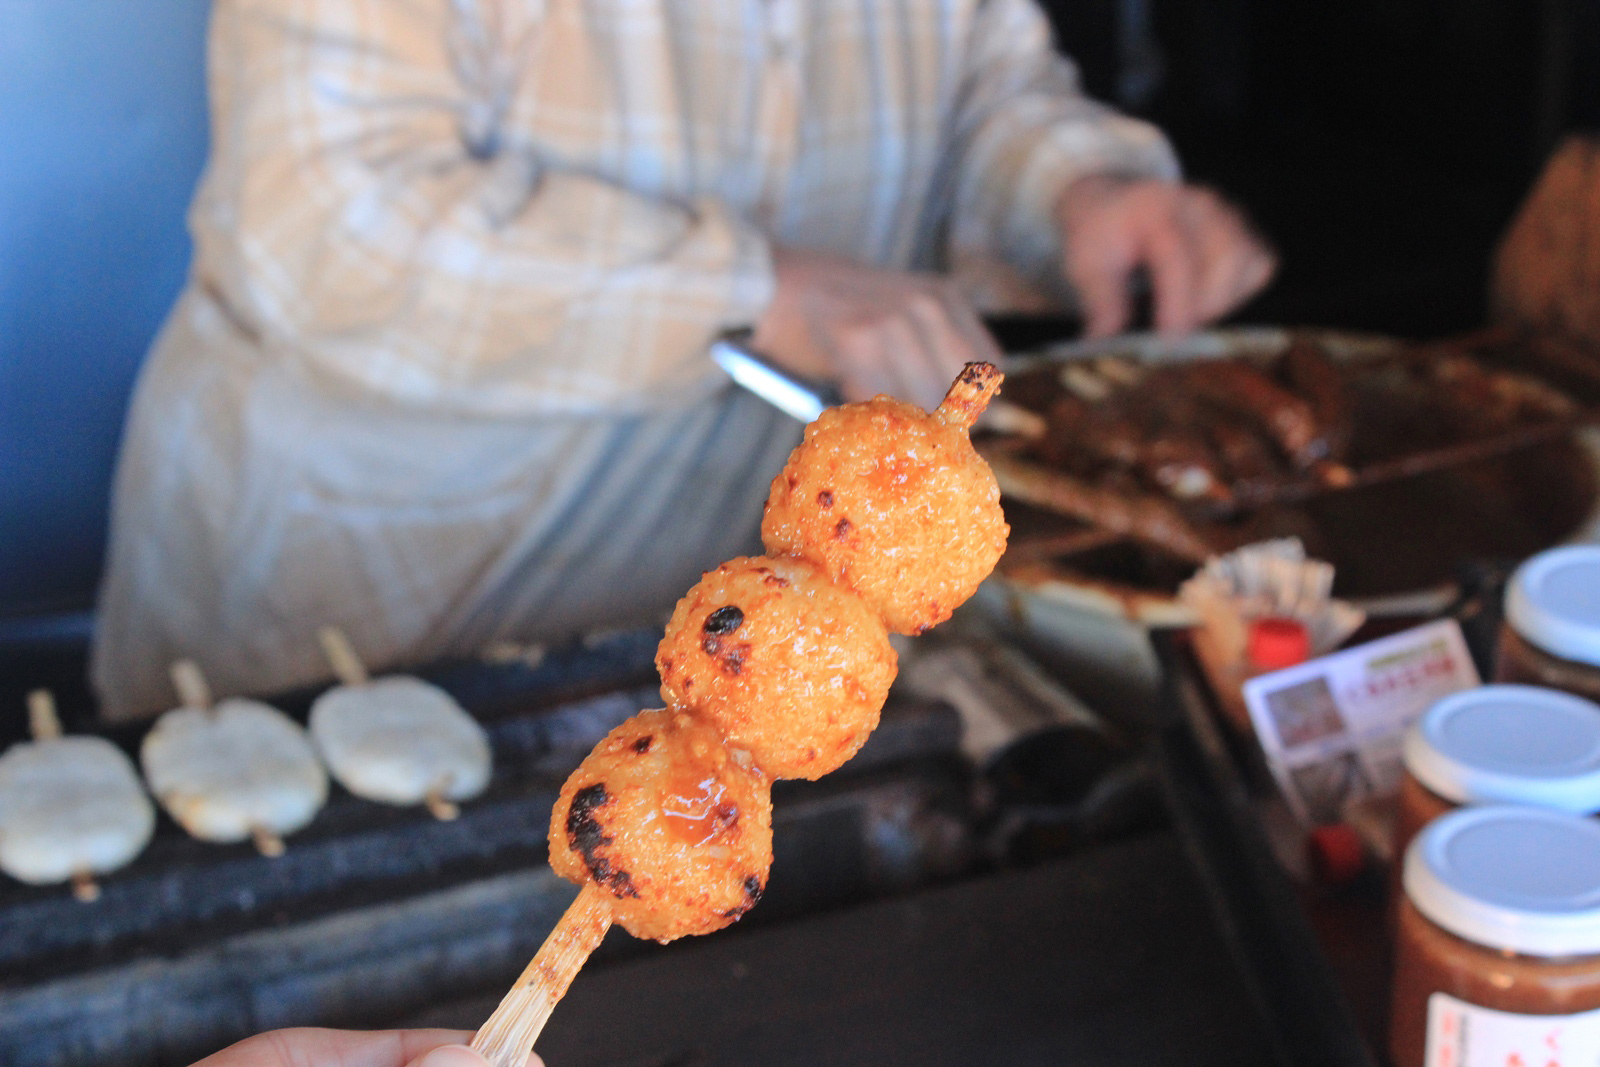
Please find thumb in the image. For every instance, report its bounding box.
[405,1045,511,1067]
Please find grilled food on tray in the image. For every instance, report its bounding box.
[469,365,1010,1067]
[989,329,1600,565]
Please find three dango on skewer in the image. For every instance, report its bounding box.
[470,365,1009,1067]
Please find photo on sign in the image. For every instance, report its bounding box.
[1262,675,1347,749]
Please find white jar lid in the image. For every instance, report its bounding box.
[1507,546,1600,667]
[1404,806,1600,957]
[1404,685,1600,812]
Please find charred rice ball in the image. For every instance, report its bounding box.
[657,555,896,780]
[761,365,1010,635]
[548,709,773,943]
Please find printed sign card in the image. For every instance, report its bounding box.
[1242,619,1481,825]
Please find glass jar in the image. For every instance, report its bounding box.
[1394,685,1600,862]
[1497,546,1600,701]
[1390,807,1600,1067]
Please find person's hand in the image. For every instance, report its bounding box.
[188,1027,542,1067]
[1057,175,1276,339]
[752,247,1002,412]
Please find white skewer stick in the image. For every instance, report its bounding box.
[170,660,214,711]
[71,870,101,903]
[163,661,297,859]
[27,689,63,742]
[26,692,103,902]
[424,788,460,822]
[318,627,370,687]
[471,884,613,1067]
[251,826,286,857]
[315,627,485,821]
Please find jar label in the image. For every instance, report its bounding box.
[1426,992,1600,1066]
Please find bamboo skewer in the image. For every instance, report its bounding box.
[317,627,476,822]
[250,826,286,857]
[166,660,291,859]
[983,448,1217,563]
[318,627,371,687]
[25,691,104,902]
[27,689,62,742]
[71,870,101,903]
[170,660,214,711]
[471,884,614,1067]
[424,788,460,822]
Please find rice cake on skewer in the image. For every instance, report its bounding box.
[470,364,1009,1066]
[0,690,155,901]
[310,628,491,819]
[141,660,328,857]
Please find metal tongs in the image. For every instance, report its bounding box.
[709,333,841,423]
[710,331,1046,436]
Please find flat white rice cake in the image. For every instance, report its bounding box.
[141,699,328,844]
[0,736,155,886]
[309,676,491,806]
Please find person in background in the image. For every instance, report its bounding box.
[93,0,1273,719]
[189,1028,536,1067]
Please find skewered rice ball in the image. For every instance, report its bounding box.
[0,736,155,890]
[548,709,773,943]
[657,555,896,780]
[761,364,1010,635]
[142,699,327,847]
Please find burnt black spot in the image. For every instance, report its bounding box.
[834,518,852,540]
[722,876,766,920]
[702,633,752,675]
[958,362,987,385]
[817,490,835,509]
[763,573,790,587]
[633,736,653,753]
[703,605,744,635]
[719,643,750,675]
[566,784,610,855]
[660,656,673,673]
[565,783,639,898]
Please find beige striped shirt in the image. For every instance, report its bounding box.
[94,0,1178,718]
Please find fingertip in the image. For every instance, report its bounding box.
[407,1044,492,1067]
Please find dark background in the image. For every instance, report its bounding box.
[1048,0,1597,338]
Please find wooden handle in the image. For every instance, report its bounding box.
[26,690,62,742]
[471,883,612,1067]
[318,627,370,687]
[170,660,213,710]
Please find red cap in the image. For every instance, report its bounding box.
[1306,823,1367,885]
[1247,616,1311,671]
